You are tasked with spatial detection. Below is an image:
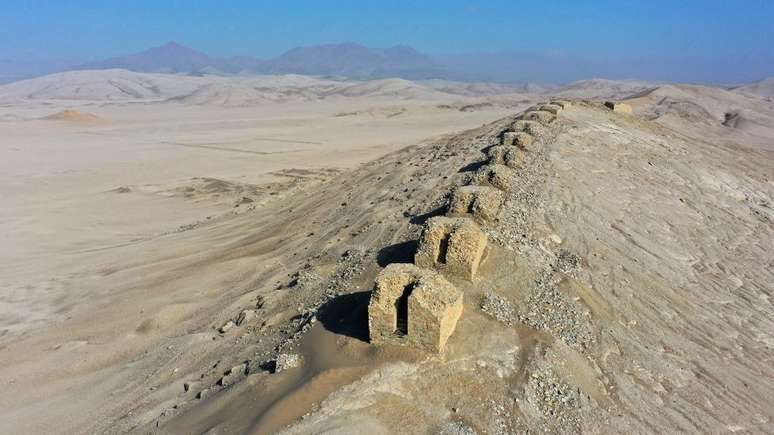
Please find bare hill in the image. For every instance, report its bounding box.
[733,77,774,98]
[2,99,772,434]
[623,84,774,141]
[0,69,529,106]
[552,78,657,99]
[0,69,208,102]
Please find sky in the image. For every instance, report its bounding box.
[1,0,773,83]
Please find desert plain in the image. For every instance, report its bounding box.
[0,70,773,434]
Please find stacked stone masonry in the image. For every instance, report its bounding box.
[447,185,505,223]
[368,264,463,353]
[474,163,518,193]
[487,145,525,169]
[604,101,632,114]
[415,216,488,280]
[367,101,569,353]
[519,110,555,124]
[501,131,534,148]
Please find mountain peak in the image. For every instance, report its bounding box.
[70,41,442,80]
[161,41,185,49]
[76,41,215,73]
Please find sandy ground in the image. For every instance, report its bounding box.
[0,95,520,434]
[1,73,773,435]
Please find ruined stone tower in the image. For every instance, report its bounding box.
[415,216,488,280]
[367,264,463,353]
[447,185,504,223]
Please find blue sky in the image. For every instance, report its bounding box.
[2,0,773,82]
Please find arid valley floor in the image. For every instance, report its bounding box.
[0,71,773,434]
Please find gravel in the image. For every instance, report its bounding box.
[480,292,516,326]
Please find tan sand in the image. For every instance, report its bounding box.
[1,73,773,435]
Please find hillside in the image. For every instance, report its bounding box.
[623,84,774,144]
[1,99,771,434]
[0,69,209,102]
[552,78,657,99]
[0,69,528,106]
[733,77,774,98]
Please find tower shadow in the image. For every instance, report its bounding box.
[316,290,371,342]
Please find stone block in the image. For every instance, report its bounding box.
[486,145,525,168]
[368,264,463,353]
[604,101,633,114]
[538,104,562,114]
[415,216,487,279]
[447,185,505,223]
[519,110,556,125]
[474,163,518,193]
[511,119,546,136]
[218,363,247,387]
[501,131,534,148]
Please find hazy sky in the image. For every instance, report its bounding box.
[2,0,773,82]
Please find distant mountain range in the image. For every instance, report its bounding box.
[2,42,773,87]
[0,41,601,85]
[74,42,446,80]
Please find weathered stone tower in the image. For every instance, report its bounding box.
[367,264,463,353]
[415,216,488,280]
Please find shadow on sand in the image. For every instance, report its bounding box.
[376,240,418,266]
[316,290,371,342]
[408,205,447,225]
[457,160,487,173]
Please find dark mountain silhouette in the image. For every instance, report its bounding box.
[9,41,768,86]
[70,41,444,79]
[77,42,222,73]
[262,42,443,79]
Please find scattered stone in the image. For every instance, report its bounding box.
[219,363,247,387]
[519,272,593,349]
[438,420,477,435]
[480,292,516,326]
[525,363,583,430]
[274,353,301,373]
[553,249,581,273]
[183,381,198,393]
[195,388,210,400]
[415,216,488,279]
[236,309,256,326]
[219,320,235,333]
[368,263,463,353]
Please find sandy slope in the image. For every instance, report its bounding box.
[0,75,773,434]
[623,84,774,145]
[0,87,524,434]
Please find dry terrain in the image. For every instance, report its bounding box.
[0,71,772,434]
